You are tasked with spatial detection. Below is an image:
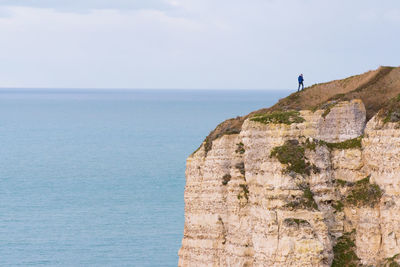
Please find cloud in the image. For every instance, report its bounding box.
[384,9,400,22]
[0,0,174,12]
[0,0,399,89]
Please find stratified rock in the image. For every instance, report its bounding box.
[179,98,400,267]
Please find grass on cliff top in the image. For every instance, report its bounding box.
[250,110,305,125]
[380,93,400,124]
[311,100,340,118]
[204,126,241,154]
[270,140,320,176]
[345,176,383,207]
[200,66,399,156]
[332,230,360,267]
[270,66,398,120]
[321,101,338,118]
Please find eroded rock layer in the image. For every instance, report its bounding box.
[179,99,400,266]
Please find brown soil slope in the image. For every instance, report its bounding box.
[204,66,400,153]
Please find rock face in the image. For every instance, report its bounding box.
[178,99,400,266]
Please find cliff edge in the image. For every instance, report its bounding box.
[179,66,400,266]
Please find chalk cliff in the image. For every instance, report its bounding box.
[179,66,400,266]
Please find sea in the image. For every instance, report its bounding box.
[0,89,290,266]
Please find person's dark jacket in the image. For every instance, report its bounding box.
[298,75,304,83]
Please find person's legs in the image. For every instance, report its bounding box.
[298,83,301,92]
[301,82,304,90]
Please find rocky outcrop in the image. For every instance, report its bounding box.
[178,98,400,266]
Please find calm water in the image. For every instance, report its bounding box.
[0,89,289,266]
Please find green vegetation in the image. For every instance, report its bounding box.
[336,179,352,187]
[333,175,383,211]
[322,107,332,118]
[299,136,363,152]
[235,162,245,176]
[204,128,241,153]
[384,254,400,267]
[311,164,320,174]
[304,138,317,151]
[236,142,245,154]
[270,139,321,210]
[322,108,331,118]
[311,97,343,113]
[383,111,400,124]
[270,140,319,176]
[221,128,241,135]
[285,184,318,210]
[310,105,319,113]
[283,218,309,226]
[203,117,243,154]
[345,176,383,206]
[270,140,307,175]
[288,93,300,102]
[201,66,398,157]
[321,102,338,118]
[250,110,305,125]
[332,200,344,212]
[330,93,346,101]
[302,186,319,210]
[332,231,360,267]
[380,93,400,124]
[237,184,249,200]
[222,174,231,185]
[270,137,362,179]
[321,136,363,150]
[191,144,202,156]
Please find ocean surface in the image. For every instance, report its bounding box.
[0,89,290,266]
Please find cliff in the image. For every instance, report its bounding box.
[178,66,400,266]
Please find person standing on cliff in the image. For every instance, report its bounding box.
[298,74,304,91]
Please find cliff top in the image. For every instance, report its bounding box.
[204,66,400,153]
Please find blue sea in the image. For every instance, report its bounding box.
[0,89,289,266]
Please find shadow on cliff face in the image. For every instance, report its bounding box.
[203,66,400,154]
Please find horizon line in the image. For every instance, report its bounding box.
[0,87,293,91]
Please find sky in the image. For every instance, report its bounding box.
[0,0,399,89]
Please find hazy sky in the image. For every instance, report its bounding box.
[0,0,399,89]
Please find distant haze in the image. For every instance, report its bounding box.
[0,0,399,89]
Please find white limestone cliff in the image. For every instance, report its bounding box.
[178,99,400,266]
